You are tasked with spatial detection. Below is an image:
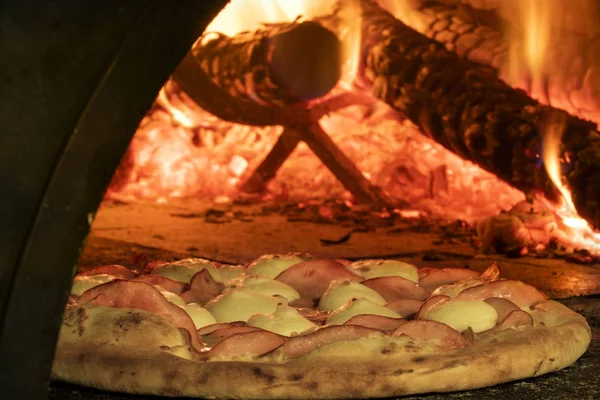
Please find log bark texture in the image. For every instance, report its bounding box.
[382,0,600,124]
[171,21,342,126]
[359,0,600,229]
[194,21,342,106]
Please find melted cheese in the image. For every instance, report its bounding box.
[159,290,187,308]
[326,298,401,325]
[218,264,245,282]
[184,303,217,329]
[318,281,386,311]
[70,274,117,297]
[204,289,284,323]
[246,254,306,279]
[230,275,300,302]
[422,299,498,333]
[348,260,419,282]
[153,258,222,283]
[247,306,315,337]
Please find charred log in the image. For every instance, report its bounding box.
[171,21,342,126]
[359,0,600,229]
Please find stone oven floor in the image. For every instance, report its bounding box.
[50,199,600,399]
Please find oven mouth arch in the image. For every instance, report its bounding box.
[0,1,227,397]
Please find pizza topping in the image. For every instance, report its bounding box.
[76,280,202,347]
[153,258,222,283]
[296,308,330,324]
[246,253,307,279]
[326,298,401,325]
[415,295,452,319]
[205,330,287,360]
[276,259,361,301]
[197,322,245,336]
[131,275,186,295]
[496,310,534,331]
[385,298,424,318]
[159,290,187,308]
[343,314,408,331]
[76,265,137,279]
[431,279,484,298]
[280,325,384,359]
[201,326,265,347]
[70,274,117,297]
[184,303,217,330]
[217,264,245,282]
[419,299,498,333]
[229,275,300,302]
[392,320,465,351]
[484,297,521,324]
[318,280,386,311]
[204,289,284,323]
[479,263,501,282]
[420,268,482,293]
[454,280,548,307]
[247,305,316,337]
[347,260,419,282]
[362,276,430,301]
[180,269,224,305]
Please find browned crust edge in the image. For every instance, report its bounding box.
[51,303,592,399]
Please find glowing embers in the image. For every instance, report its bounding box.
[106,80,523,222]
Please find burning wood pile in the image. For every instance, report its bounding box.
[105,0,600,257]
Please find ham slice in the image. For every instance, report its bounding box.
[454,280,548,307]
[497,310,534,331]
[197,322,244,336]
[281,325,383,359]
[132,275,187,295]
[343,314,407,331]
[479,263,501,282]
[206,330,286,359]
[385,298,423,318]
[77,265,136,279]
[418,268,480,292]
[296,308,329,324]
[275,260,361,300]
[201,326,264,347]
[180,269,224,305]
[77,280,202,348]
[392,320,465,351]
[484,297,520,324]
[362,276,430,301]
[415,295,451,319]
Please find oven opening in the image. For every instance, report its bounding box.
[87,0,600,271]
[3,0,599,399]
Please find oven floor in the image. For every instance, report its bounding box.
[82,199,600,298]
[53,199,600,399]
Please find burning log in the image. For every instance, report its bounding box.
[171,19,386,205]
[172,20,342,126]
[358,0,600,229]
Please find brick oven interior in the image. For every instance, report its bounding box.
[3,0,599,399]
[51,1,600,398]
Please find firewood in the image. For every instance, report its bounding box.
[358,0,600,229]
[171,21,342,126]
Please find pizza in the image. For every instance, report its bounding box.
[52,254,591,399]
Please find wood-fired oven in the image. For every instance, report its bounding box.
[1,0,599,399]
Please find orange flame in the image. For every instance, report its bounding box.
[107,0,525,223]
[506,1,600,252]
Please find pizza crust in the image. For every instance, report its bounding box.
[52,300,591,399]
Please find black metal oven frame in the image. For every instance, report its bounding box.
[0,1,227,397]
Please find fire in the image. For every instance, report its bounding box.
[506,0,600,252]
[106,0,525,222]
